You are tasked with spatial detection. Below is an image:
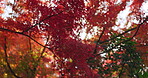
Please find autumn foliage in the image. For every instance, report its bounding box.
[0,0,148,78]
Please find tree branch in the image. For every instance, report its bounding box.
[38,35,50,61]
[30,36,50,77]
[0,28,59,59]
[99,27,137,44]
[99,16,148,45]
[98,17,148,55]
[23,11,63,33]
[3,37,21,78]
[94,27,105,54]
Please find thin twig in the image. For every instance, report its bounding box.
[99,16,148,45]
[23,11,63,33]
[31,35,50,77]
[0,28,59,59]
[94,27,105,54]
[98,17,147,55]
[38,35,50,61]
[99,27,137,44]
[3,37,21,78]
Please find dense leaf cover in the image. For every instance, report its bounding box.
[0,0,148,78]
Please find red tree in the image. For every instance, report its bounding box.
[0,0,147,78]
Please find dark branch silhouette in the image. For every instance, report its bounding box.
[99,16,148,45]
[94,27,105,54]
[0,28,59,59]
[23,11,63,33]
[99,27,137,44]
[98,17,148,55]
[3,37,21,78]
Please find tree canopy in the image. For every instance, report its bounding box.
[0,0,148,78]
